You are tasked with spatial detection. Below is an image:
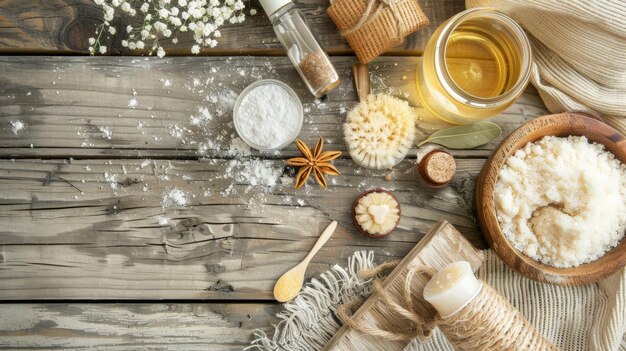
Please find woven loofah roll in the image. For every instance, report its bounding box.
[439,283,559,351]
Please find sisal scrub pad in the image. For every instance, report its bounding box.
[344,94,416,170]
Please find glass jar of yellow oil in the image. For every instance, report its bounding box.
[416,8,532,124]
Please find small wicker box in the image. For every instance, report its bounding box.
[327,0,429,64]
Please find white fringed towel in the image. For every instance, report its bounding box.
[466,0,626,136]
[248,250,626,351]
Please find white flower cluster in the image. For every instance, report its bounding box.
[89,0,256,57]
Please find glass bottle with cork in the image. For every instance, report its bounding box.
[259,0,340,97]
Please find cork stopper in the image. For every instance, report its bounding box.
[418,150,456,187]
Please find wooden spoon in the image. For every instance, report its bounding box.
[273,221,338,302]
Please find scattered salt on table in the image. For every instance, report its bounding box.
[10,121,25,135]
[162,188,188,207]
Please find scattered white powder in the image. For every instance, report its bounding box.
[104,172,118,189]
[128,98,138,109]
[496,136,626,267]
[222,159,282,192]
[236,83,300,149]
[227,137,252,156]
[162,188,188,207]
[98,126,113,139]
[280,175,294,186]
[139,159,151,169]
[10,121,24,135]
[157,216,170,226]
[190,106,213,126]
[169,124,186,140]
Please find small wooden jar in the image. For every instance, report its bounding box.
[417,150,456,188]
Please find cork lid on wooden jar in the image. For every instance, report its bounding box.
[417,150,456,188]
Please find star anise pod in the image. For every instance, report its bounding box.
[287,137,341,189]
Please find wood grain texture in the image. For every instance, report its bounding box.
[0,56,547,159]
[0,55,549,300]
[0,0,464,55]
[0,157,483,299]
[0,303,279,350]
[476,113,626,286]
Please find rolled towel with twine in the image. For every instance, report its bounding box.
[327,0,429,64]
[338,261,559,350]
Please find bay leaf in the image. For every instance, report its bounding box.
[417,121,502,149]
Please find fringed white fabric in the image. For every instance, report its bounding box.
[246,251,375,351]
[249,250,626,351]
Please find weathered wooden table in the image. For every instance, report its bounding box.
[0,1,548,349]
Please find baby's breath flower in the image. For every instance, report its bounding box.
[170,17,182,26]
[157,47,166,58]
[104,6,114,21]
[90,0,245,57]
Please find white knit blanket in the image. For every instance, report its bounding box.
[466,0,626,136]
[248,251,626,351]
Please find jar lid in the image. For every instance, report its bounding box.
[418,150,456,186]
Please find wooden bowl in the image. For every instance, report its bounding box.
[476,112,626,285]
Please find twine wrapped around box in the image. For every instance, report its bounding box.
[327,0,430,64]
[337,261,559,351]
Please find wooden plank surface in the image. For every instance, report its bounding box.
[0,303,280,350]
[0,0,464,55]
[0,157,484,299]
[0,56,546,159]
[0,55,548,300]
